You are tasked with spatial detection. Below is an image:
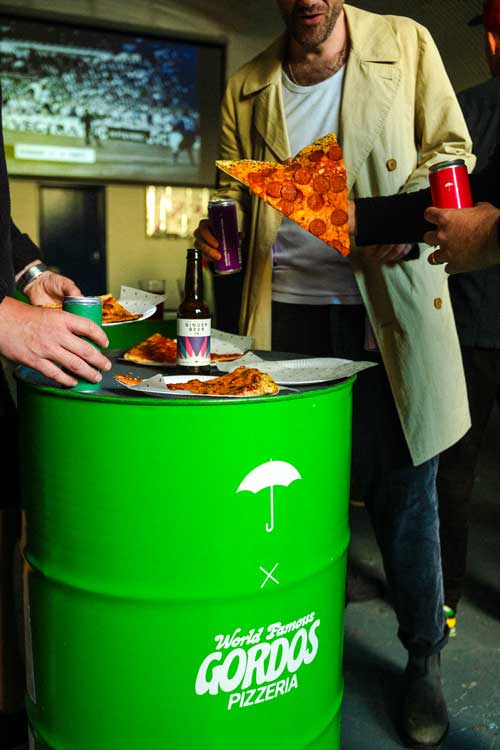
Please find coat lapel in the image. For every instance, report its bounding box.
[242,35,290,162]
[253,86,290,162]
[341,4,402,192]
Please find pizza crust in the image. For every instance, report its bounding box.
[114,374,142,387]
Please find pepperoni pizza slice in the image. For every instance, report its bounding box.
[216,133,349,256]
[123,333,243,366]
[98,293,142,324]
[166,366,279,397]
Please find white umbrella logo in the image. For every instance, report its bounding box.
[237,459,302,533]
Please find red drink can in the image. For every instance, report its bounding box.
[429,159,473,209]
[208,198,242,275]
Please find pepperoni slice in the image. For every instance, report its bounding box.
[294,167,313,185]
[279,199,295,217]
[248,171,266,184]
[281,182,298,201]
[309,150,324,162]
[331,208,348,226]
[330,175,346,193]
[309,219,327,237]
[327,145,343,161]
[307,193,325,211]
[312,175,331,194]
[266,181,282,199]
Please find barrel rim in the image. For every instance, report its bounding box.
[15,365,356,406]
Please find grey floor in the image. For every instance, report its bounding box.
[342,407,500,749]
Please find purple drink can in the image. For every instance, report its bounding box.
[208,198,242,275]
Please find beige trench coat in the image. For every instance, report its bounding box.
[216,4,474,465]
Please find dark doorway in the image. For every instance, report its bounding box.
[40,185,106,295]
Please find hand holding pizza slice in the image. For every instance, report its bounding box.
[216,133,350,256]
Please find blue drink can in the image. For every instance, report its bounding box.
[208,198,242,275]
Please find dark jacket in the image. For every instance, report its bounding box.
[0,92,41,416]
[356,78,500,348]
[449,78,500,349]
[0,96,41,304]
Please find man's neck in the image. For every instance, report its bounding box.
[285,10,348,86]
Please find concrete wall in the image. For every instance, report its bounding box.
[0,0,489,305]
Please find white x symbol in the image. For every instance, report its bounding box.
[260,563,280,589]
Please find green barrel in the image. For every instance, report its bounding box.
[17,375,353,750]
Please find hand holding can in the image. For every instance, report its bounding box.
[207,199,242,275]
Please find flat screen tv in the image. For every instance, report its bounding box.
[0,12,225,186]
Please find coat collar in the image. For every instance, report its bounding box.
[240,5,402,91]
[344,4,400,64]
[242,35,290,162]
[239,5,403,176]
[241,35,286,97]
[341,4,402,190]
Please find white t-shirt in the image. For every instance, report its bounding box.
[272,68,362,306]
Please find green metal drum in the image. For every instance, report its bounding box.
[17,374,353,750]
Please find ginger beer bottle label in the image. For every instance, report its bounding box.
[177,318,211,366]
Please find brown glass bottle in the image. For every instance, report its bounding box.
[176,248,211,374]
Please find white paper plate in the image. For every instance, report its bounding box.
[103,305,156,327]
[216,356,377,385]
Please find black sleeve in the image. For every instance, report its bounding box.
[354,188,433,246]
[11,220,41,275]
[468,143,500,206]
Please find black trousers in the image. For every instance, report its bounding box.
[437,346,500,612]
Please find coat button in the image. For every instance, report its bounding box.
[386,158,397,171]
[434,297,443,310]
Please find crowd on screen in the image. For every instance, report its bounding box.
[0,42,200,156]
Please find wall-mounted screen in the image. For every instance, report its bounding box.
[0,13,225,186]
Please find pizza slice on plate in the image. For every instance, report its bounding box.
[42,294,142,324]
[123,333,177,364]
[114,374,142,387]
[166,366,279,397]
[123,333,243,365]
[98,293,143,324]
[216,133,349,256]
